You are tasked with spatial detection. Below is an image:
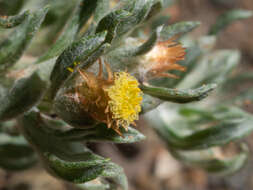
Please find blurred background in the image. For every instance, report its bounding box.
[0,0,253,190]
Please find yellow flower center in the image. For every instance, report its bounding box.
[107,72,142,128]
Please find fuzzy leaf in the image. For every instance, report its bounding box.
[96,0,155,44]
[77,182,109,190]
[177,50,240,89]
[0,0,26,15]
[170,143,249,175]
[78,0,101,30]
[93,0,110,23]
[0,10,29,28]
[0,6,49,72]
[0,72,47,121]
[95,10,131,43]
[147,106,253,150]
[36,1,90,63]
[54,124,145,143]
[107,26,163,65]
[209,9,253,35]
[160,21,201,40]
[0,132,36,170]
[141,94,162,114]
[128,26,163,56]
[222,72,253,91]
[19,110,127,189]
[50,31,107,98]
[41,0,78,43]
[151,15,171,30]
[119,0,155,32]
[145,0,163,19]
[140,83,217,103]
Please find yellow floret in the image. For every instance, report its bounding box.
[107,72,142,128]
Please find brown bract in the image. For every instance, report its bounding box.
[75,60,142,136]
[145,40,186,79]
[76,61,116,131]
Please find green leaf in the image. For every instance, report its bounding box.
[78,0,101,30]
[36,1,90,63]
[0,84,7,99]
[77,182,110,190]
[145,0,163,20]
[47,158,127,189]
[127,26,163,56]
[0,132,36,171]
[140,83,217,103]
[106,26,163,67]
[0,6,49,72]
[151,15,171,30]
[19,110,128,189]
[0,0,26,15]
[222,72,253,91]
[0,72,47,121]
[0,10,29,28]
[141,94,162,114]
[120,0,156,31]
[93,0,110,23]
[95,10,131,43]
[170,143,249,175]
[146,105,253,150]
[209,9,253,35]
[177,50,240,89]
[41,0,77,43]
[54,124,145,143]
[50,31,107,98]
[96,0,155,44]
[160,21,201,40]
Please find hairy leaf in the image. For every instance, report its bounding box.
[127,26,163,56]
[0,0,26,15]
[0,10,29,28]
[140,83,217,103]
[160,21,201,40]
[19,110,127,189]
[0,72,47,121]
[177,50,240,89]
[146,105,253,150]
[170,143,249,175]
[54,124,145,143]
[96,10,131,43]
[50,31,107,98]
[0,132,36,170]
[93,0,110,23]
[0,6,49,72]
[36,1,87,63]
[209,9,253,35]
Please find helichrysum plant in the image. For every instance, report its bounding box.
[0,0,253,189]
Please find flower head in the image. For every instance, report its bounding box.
[75,60,142,135]
[140,39,186,80]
